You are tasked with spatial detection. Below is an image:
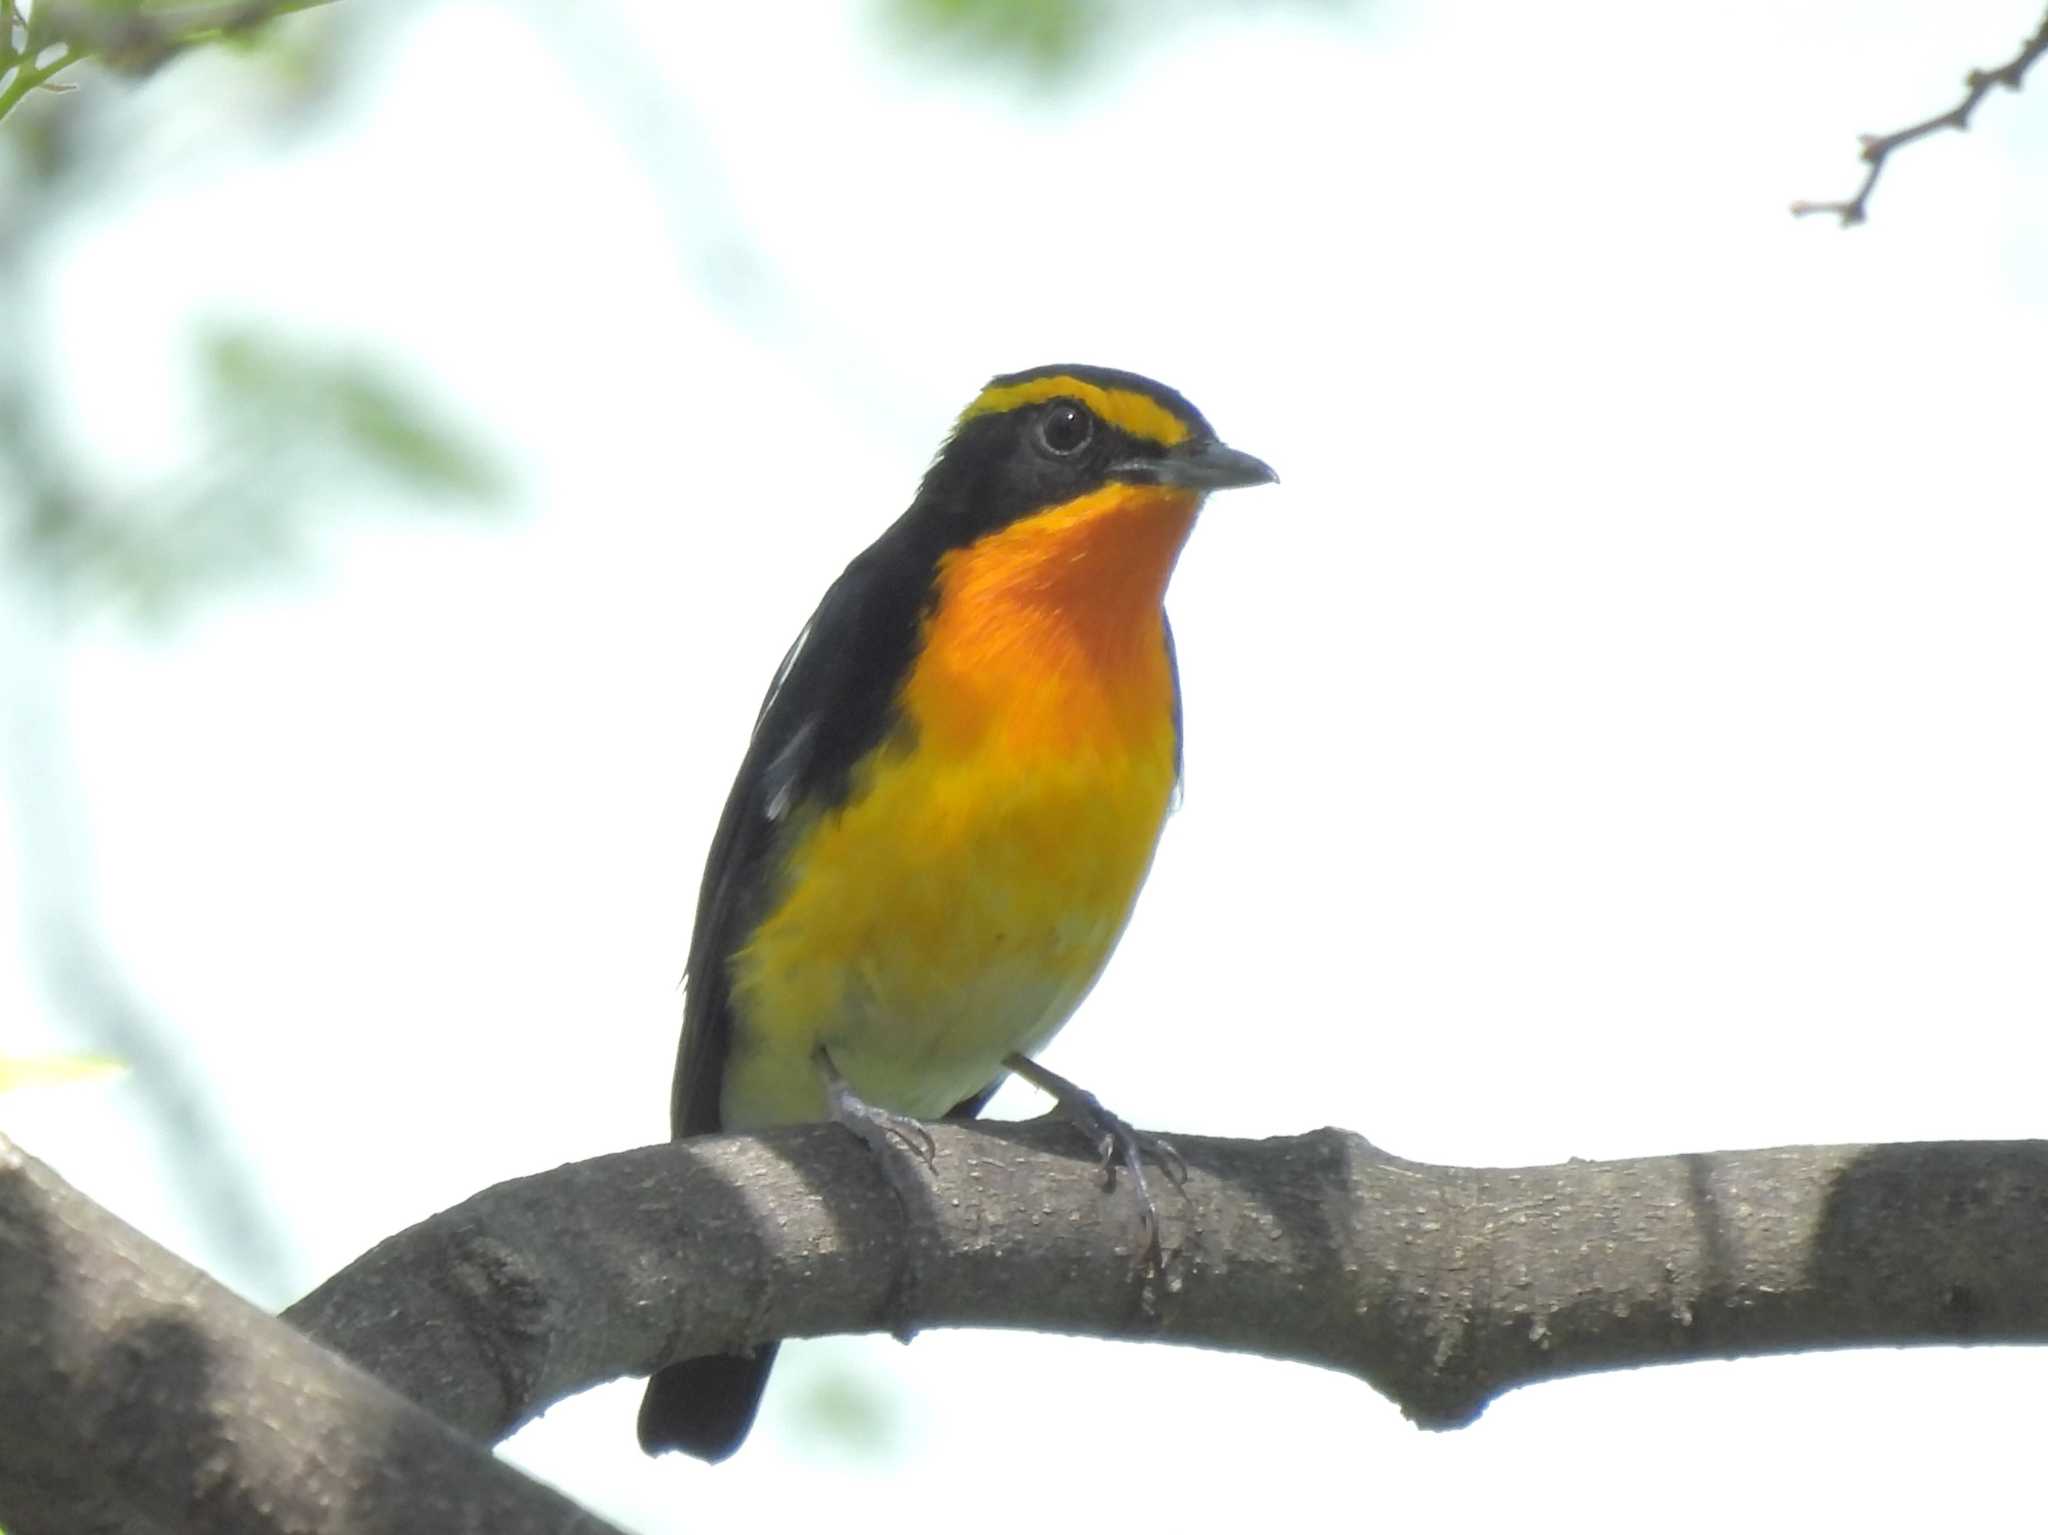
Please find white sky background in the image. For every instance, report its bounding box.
[4,0,2048,1528]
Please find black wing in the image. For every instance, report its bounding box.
[670,526,935,1136]
[644,532,941,1464]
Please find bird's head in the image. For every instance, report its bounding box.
[912,364,1275,546]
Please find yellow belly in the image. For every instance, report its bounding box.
[721,726,1177,1127]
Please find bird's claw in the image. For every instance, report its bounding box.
[1090,1120,1183,1189]
[1002,1053,1183,1268]
[830,1088,937,1168]
[1079,1105,1181,1265]
[819,1048,937,1167]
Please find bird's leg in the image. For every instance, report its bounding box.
[816,1045,936,1167]
[1002,1053,1186,1262]
[815,1046,937,1343]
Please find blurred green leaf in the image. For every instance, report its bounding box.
[4,322,507,618]
[879,0,1365,83]
[788,1360,905,1460]
[882,0,1111,80]
[199,325,506,503]
[885,0,1105,78]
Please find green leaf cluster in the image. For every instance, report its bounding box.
[879,0,1364,84]
[200,325,504,505]
[8,324,506,617]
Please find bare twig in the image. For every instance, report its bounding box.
[1793,7,2048,226]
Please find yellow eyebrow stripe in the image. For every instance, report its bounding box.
[959,375,1192,448]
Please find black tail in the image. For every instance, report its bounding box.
[637,1344,780,1463]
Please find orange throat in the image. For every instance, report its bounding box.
[906,484,1200,757]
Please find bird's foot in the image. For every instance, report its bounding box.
[815,1047,936,1341]
[1002,1053,1185,1266]
[817,1047,936,1167]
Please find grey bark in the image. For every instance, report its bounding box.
[289,1118,2048,1440]
[9,1116,2047,1534]
[0,1133,625,1535]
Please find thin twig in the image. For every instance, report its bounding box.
[55,0,334,75]
[0,42,81,121]
[0,0,336,125]
[1793,7,2048,226]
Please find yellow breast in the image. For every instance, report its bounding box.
[721,485,1199,1128]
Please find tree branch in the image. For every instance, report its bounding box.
[289,1118,2048,1444]
[15,1114,2048,1532]
[0,1132,629,1535]
[1792,6,2048,226]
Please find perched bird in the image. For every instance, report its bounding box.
[638,364,1275,1462]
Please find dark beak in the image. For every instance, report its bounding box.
[1117,437,1278,492]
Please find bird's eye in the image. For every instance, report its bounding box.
[1036,402,1095,457]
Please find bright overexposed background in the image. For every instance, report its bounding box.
[5,1,2048,1529]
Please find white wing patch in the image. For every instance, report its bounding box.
[762,719,816,823]
[757,618,813,727]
